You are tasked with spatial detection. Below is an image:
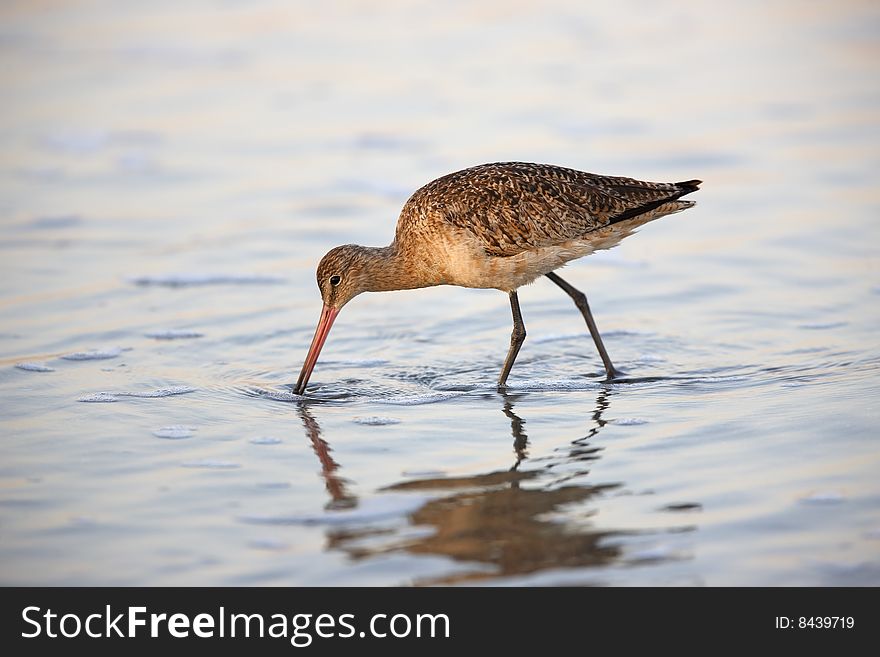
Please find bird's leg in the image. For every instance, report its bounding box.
[498,290,527,387]
[545,272,620,380]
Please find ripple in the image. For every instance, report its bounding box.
[181,460,241,469]
[130,273,285,287]
[503,379,598,391]
[531,332,583,344]
[626,544,687,563]
[799,490,846,505]
[352,416,401,426]
[78,385,196,402]
[116,385,196,398]
[27,214,83,229]
[374,391,466,405]
[77,393,120,403]
[681,374,752,384]
[239,494,428,527]
[601,329,654,338]
[660,503,702,512]
[62,347,124,361]
[248,538,288,551]
[14,362,55,372]
[799,321,848,330]
[68,516,99,528]
[153,425,196,439]
[250,436,282,445]
[609,418,649,426]
[242,386,305,402]
[401,469,447,477]
[144,329,204,340]
[320,358,389,368]
[633,354,667,364]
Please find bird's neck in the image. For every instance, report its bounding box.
[359,242,434,292]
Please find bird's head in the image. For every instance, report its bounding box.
[294,244,379,395]
[314,244,372,310]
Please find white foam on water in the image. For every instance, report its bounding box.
[799,490,847,505]
[181,460,241,469]
[153,425,196,439]
[14,362,55,372]
[116,386,197,398]
[130,273,285,287]
[62,347,123,361]
[244,386,304,402]
[259,389,302,402]
[352,416,401,426]
[144,329,204,340]
[503,379,597,391]
[610,418,650,426]
[78,386,196,402]
[250,436,282,445]
[240,494,428,527]
[77,393,119,403]
[374,391,465,405]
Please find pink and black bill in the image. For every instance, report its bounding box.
[294,304,339,395]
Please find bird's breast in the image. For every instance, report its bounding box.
[412,227,597,292]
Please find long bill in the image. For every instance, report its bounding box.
[294,304,340,395]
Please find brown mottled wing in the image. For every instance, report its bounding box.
[404,162,699,257]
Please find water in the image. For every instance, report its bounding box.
[1,0,879,586]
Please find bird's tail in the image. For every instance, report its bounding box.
[609,179,702,225]
[675,179,702,193]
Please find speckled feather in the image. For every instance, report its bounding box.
[313,162,701,303]
[398,162,701,257]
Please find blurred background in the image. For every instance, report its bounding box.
[1,0,878,585]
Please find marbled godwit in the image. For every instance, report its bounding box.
[294,162,700,394]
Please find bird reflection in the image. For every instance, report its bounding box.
[296,388,633,584]
[297,404,357,510]
[501,391,529,471]
[377,389,621,584]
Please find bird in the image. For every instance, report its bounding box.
[294,162,701,394]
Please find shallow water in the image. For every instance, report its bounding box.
[1,0,879,586]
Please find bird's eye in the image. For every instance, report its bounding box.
[329,275,341,286]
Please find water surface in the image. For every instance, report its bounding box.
[1,0,879,585]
